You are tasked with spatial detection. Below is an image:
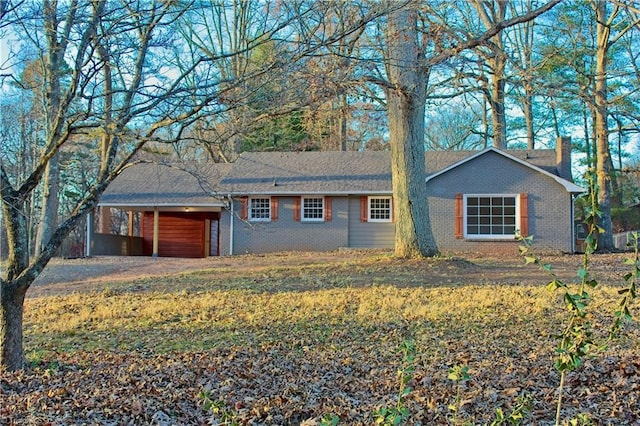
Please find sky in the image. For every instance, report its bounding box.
[0,33,14,89]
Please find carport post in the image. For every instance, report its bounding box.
[152,207,159,257]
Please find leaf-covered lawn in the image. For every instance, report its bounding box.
[2,252,639,425]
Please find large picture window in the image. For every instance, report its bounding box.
[302,196,324,221]
[368,196,393,222]
[249,197,271,221]
[464,195,518,238]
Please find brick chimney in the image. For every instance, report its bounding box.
[556,136,572,181]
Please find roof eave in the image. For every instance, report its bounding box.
[226,190,393,196]
[97,204,226,214]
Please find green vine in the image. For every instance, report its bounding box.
[518,170,638,425]
[374,339,416,425]
[611,231,639,338]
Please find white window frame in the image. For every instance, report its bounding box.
[249,197,271,222]
[368,196,393,222]
[463,194,519,239]
[301,196,324,222]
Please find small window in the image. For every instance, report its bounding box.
[464,194,518,238]
[249,197,271,221]
[369,196,392,222]
[302,196,324,221]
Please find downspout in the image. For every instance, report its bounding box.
[228,194,234,256]
[571,194,576,253]
[85,209,93,257]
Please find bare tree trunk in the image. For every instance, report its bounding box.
[0,285,26,371]
[524,89,534,149]
[489,56,507,149]
[482,96,490,148]
[582,108,592,168]
[34,154,60,256]
[340,94,348,151]
[1,175,29,282]
[506,1,537,149]
[386,3,437,258]
[0,175,30,371]
[522,19,535,149]
[472,0,507,149]
[33,0,66,257]
[594,0,614,249]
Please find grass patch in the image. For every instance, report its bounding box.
[11,252,640,424]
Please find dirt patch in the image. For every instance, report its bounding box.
[29,251,379,297]
[27,250,634,298]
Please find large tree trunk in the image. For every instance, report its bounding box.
[1,191,97,371]
[386,3,437,258]
[0,285,27,371]
[0,177,30,371]
[594,1,614,249]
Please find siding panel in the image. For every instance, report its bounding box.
[348,197,395,248]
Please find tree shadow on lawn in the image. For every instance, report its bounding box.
[26,252,602,296]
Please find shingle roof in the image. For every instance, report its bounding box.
[100,148,574,206]
[220,149,562,194]
[424,149,558,174]
[219,151,392,194]
[99,162,231,207]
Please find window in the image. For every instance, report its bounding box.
[302,196,324,221]
[464,194,518,238]
[294,196,331,222]
[249,197,271,221]
[368,196,393,222]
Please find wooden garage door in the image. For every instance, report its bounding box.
[142,212,205,258]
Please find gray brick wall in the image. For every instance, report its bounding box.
[228,196,349,254]
[427,151,575,255]
[218,151,576,256]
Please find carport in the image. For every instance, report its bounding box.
[89,162,231,258]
